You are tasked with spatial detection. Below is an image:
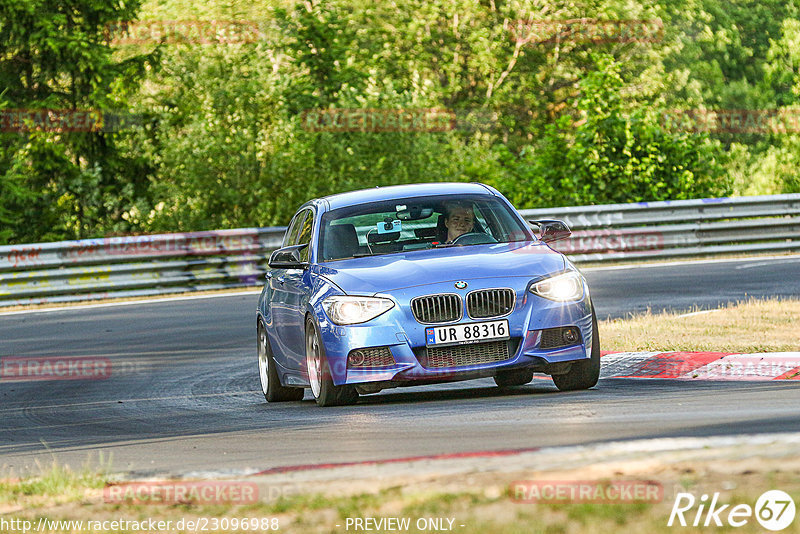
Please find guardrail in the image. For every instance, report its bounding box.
[519,193,800,262]
[2,193,799,306]
[0,228,286,307]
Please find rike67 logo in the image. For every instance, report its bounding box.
[669,490,796,531]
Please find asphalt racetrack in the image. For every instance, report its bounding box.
[1,256,799,476]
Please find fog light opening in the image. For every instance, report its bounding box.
[563,328,579,345]
[348,351,366,367]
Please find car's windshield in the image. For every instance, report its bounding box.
[318,194,532,262]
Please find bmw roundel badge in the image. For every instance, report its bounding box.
[454,281,468,289]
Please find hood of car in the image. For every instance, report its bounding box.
[312,241,566,295]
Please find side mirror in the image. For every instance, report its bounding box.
[529,219,571,243]
[268,244,309,269]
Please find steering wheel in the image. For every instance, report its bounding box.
[451,232,498,246]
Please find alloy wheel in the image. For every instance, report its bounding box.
[258,325,269,395]
[306,328,322,398]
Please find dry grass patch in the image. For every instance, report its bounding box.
[5,460,800,533]
[601,298,800,353]
[0,460,109,514]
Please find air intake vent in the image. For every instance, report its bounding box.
[347,347,395,368]
[416,339,520,368]
[411,294,462,324]
[539,327,582,349]
[466,288,515,319]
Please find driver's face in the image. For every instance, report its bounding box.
[445,208,475,241]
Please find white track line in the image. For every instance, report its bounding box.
[175,432,800,480]
[0,391,257,414]
[735,258,800,269]
[673,309,725,318]
[0,290,263,317]
[581,253,800,272]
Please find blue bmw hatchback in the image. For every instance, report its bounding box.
[257,183,599,406]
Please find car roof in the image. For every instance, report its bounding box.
[319,182,496,210]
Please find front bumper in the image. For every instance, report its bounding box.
[312,277,593,386]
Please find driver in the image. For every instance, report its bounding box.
[442,201,477,243]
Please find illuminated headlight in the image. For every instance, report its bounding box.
[529,271,585,302]
[322,296,395,325]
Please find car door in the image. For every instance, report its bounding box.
[272,208,315,370]
[269,210,308,369]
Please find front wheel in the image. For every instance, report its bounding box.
[305,316,359,407]
[552,306,601,391]
[258,320,304,402]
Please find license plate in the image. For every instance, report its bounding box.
[425,320,509,347]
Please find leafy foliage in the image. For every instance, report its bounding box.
[0,0,155,242]
[1,0,797,244]
[499,55,727,208]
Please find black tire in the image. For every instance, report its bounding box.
[494,368,534,387]
[305,316,359,407]
[258,319,304,402]
[552,306,601,391]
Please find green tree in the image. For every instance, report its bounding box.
[500,55,728,208]
[0,0,155,244]
[6,0,794,242]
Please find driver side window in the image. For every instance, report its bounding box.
[282,208,314,262]
[294,210,314,262]
[283,212,305,247]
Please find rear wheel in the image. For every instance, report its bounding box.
[258,320,304,402]
[305,316,359,407]
[552,306,601,391]
[494,368,534,387]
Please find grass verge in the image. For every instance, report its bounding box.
[3,458,800,533]
[1,459,109,513]
[601,297,800,353]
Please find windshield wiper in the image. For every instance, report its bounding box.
[352,251,390,258]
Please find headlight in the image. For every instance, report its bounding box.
[322,296,395,325]
[529,271,585,301]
